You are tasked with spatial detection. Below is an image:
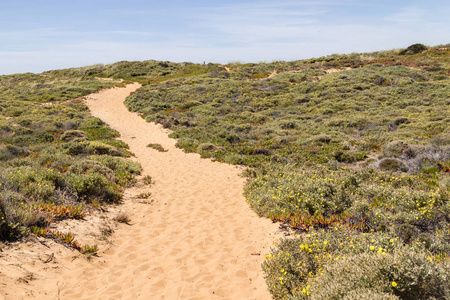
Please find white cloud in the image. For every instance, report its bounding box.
[385,6,427,26]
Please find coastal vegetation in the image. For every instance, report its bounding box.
[0,73,141,251]
[0,43,449,297]
[122,44,450,299]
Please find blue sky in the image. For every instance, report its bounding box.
[1,0,449,75]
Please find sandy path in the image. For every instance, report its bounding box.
[0,84,279,299]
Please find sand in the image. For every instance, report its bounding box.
[0,84,280,299]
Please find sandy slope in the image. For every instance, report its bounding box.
[0,84,280,299]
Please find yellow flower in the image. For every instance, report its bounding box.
[370,246,375,251]
[323,241,328,245]
[392,281,398,287]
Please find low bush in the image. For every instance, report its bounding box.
[378,158,408,172]
[197,143,221,158]
[60,130,87,141]
[69,159,116,181]
[146,143,168,152]
[64,140,120,156]
[67,173,120,203]
[399,43,428,55]
[0,145,30,161]
[263,228,449,300]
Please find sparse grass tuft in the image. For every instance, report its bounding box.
[137,192,152,199]
[113,212,131,225]
[142,175,152,185]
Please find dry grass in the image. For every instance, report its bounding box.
[113,212,131,225]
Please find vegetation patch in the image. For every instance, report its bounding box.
[113,212,131,225]
[146,143,168,152]
[1,43,449,297]
[263,228,449,299]
[121,44,450,298]
[0,74,141,243]
[31,226,98,255]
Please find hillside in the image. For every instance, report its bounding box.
[0,74,141,246]
[122,44,450,299]
[0,43,449,299]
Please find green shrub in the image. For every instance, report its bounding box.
[0,145,30,161]
[69,159,116,181]
[379,158,409,172]
[0,194,22,240]
[431,132,450,146]
[400,43,428,55]
[60,130,87,141]
[175,137,199,152]
[146,143,168,152]
[332,150,357,163]
[87,155,141,186]
[64,140,121,156]
[263,229,449,300]
[67,173,120,203]
[13,132,54,146]
[309,134,332,144]
[197,143,221,157]
[382,140,415,158]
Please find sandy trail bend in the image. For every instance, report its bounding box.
[1,84,279,299]
[79,83,280,299]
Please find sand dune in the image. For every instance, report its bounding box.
[0,84,280,299]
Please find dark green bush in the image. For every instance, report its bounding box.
[332,150,357,163]
[197,143,221,158]
[60,130,87,141]
[64,140,120,156]
[382,140,415,158]
[379,158,409,172]
[400,44,428,55]
[0,145,30,161]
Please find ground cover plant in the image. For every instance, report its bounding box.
[122,44,450,299]
[147,143,168,152]
[0,73,141,244]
